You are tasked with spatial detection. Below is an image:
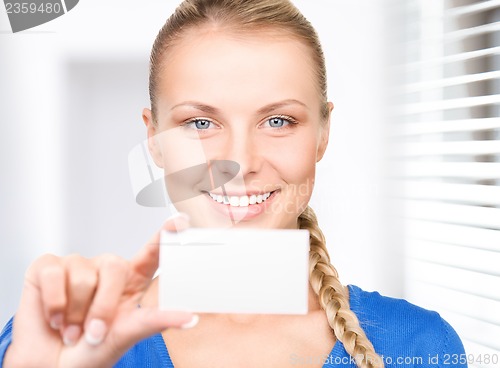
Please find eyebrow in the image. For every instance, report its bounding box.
[170,99,308,115]
[257,99,308,114]
[170,102,219,114]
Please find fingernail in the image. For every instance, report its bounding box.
[49,313,63,330]
[180,314,199,329]
[85,319,107,346]
[62,324,82,346]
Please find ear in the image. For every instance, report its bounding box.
[142,108,164,168]
[316,102,333,162]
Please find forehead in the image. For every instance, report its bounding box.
[156,30,319,113]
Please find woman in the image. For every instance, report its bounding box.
[0,1,466,367]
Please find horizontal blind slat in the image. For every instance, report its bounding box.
[405,283,500,326]
[396,94,500,115]
[393,140,500,156]
[406,220,500,252]
[398,46,500,72]
[431,312,500,352]
[445,0,500,17]
[395,162,500,179]
[444,21,500,41]
[402,70,500,93]
[390,118,500,136]
[403,200,500,229]
[404,21,500,48]
[400,181,500,205]
[406,260,500,301]
[400,22,500,50]
[408,239,500,276]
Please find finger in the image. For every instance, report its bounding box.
[9,256,67,367]
[83,254,128,346]
[63,255,98,326]
[130,238,160,281]
[32,254,67,329]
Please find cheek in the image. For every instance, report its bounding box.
[287,153,317,207]
[156,129,208,173]
[273,135,318,184]
[263,136,318,223]
[154,129,212,204]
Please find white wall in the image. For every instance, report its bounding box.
[0,0,401,328]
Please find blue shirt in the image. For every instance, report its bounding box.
[0,285,467,367]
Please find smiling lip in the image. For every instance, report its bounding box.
[206,191,275,207]
[204,190,279,220]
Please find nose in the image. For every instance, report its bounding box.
[219,129,263,177]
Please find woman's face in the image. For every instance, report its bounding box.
[143,29,331,229]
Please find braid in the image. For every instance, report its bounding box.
[298,206,384,368]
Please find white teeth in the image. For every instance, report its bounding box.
[207,191,274,206]
[239,196,249,207]
[229,196,240,207]
[249,195,257,205]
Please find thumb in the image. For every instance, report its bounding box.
[130,213,191,279]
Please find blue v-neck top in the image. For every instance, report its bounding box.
[0,285,467,367]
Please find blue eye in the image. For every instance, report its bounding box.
[268,117,287,128]
[264,116,296,129]
[186,118,213,130]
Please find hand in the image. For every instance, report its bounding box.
[4,213,195,368]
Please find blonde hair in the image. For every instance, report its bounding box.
[299,206,383,368]
[148,0,330,124]
[148,1,383,366]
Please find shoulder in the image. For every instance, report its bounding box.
[348,284,446,339]
[347,285,466,367]
[0,317,14,365]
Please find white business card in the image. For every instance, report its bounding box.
[159,228,310,315]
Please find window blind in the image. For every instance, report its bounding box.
[389,1,500,366]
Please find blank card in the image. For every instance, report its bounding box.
[159,228,310,314]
